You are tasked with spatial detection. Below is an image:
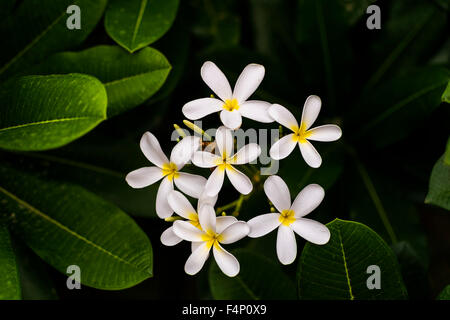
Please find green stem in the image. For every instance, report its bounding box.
[346,145,398,244]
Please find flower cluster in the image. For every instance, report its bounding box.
[126,61,342,277]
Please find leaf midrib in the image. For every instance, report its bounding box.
[337,227,355,300]
[104,66,170,87]
[0,116,104,133]
[0,185,148,274]
[131,0,148,50]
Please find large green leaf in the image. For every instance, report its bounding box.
[105,0,179,52]
[425,153,450,210]
[28,45,171,117]
[209,249,296,300]
[0,136,160,218]
[0,0,107,80]
[297,219,407,300]
[0,226,21,300]
[355,67,449,148]
[0,165,153,290]
[0,74,107,151]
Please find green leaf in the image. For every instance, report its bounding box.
[0,0,107,80]
[209,249,296,300]
[442,80,450,104]
[105,0,179,53]
[28,45,171,117]
[0,226,21,300]
[0,165,153,290]
[425,154,450,210]
[437,285,450,300]
[0,136,160,218]
[445,138,450,165]
[298,219,407,300]
[0,74,107,151]
[356,67,449,148]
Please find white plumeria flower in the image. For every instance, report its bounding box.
[192,126,261,197]
[173,204,249,277]
[269,95,342,168]
[247,175,330,265]
[182,61,274,130]
[126,132,207,219]
[161,190,238,247]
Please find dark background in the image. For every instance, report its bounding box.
[2,0,449,299]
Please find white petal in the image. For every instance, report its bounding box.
[230,143,261,165]
[247,213,281,238]
[291,218,330,245]
[291,184,325,218]
[170,136,201,169]
[269,134,297,160]
[192,151,221,168]
[125,167,163,188]
[215,126,234,158]
[233,63,265,103]
[155,178,174,218]
[201,61,232,101]
[182,98,223,120]
[307,124,342,142]
[140,132,169,168]
[299,140,322,168]
[198,205,217,235]
[220,110,242,130]
[216,216,238,234]
[198,192,218,210]
[219,221,249,244]
[167,190,197,220]
[213,243,240,277]
[205,167,225,197]
[239,100,274,123]
[268,104,298,131]
[263,175,291,212]
[226,167,253,195]
[301,95,321,130]
[276,225,297,265]
[175,172,207,198]
[185,242,211,275]
[160,226,182,246]
[191,241,204,252]
[173,220,205,241]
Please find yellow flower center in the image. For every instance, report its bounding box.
[215,155,234,172]
[223,98,240,112]
[291,123,312,143]
[188,213,201,229]
[162,162,179,181]
[201,232,223,249]
[279,209,296,226]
